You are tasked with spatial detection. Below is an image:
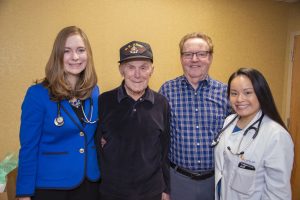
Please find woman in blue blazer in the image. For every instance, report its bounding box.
[16,26,101,200]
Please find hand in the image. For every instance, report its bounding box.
[161,192,170,200]
[101,137,107,148]
[17,197,31,200]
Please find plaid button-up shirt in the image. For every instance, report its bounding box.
[159,75,231,171]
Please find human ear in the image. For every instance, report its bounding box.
[149,65,154,76]
[119,64,125,76]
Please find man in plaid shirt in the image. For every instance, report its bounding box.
[159,32,231,200]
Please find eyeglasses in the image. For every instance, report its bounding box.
[181,51,210,59]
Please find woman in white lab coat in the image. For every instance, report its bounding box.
[213,68,294,200]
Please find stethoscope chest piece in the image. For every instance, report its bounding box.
[54,116,64,127]
[54,101,64,127]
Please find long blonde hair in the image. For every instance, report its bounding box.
[41,26,97,101]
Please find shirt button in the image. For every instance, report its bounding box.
[79,148,84,153]
[196,126,199,129]
[79,132,84,136]
[133,108,137,112]
[194,92,197,95]
[197,160,201,163]
[139,98,143,101]
[195,108,198,112]
[197,143,200,146]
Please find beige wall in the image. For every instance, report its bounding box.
[0,0,299,158]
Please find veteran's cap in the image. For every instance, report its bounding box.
[119,41,153,63]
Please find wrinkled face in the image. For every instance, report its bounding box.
[229,75,260,121]
[63,34,87,79]
[119,59,153,100]
[180,38,212,83]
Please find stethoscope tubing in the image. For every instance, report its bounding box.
[54,98,96,128]
[54,102,64,126]
[211,115,238,147]
[211,113,264,148]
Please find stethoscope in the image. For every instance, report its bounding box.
[211,113,264,156]
[54,98,97,127]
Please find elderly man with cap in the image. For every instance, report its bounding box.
[95,41,170,200]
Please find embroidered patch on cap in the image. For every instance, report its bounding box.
[119,40,153,63]
[123,43,146,55]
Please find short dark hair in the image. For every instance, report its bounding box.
[227,67,287,130]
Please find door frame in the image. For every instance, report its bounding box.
[285,31,300,125]
[285,31,300,200]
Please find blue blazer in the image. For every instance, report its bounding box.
[16,84,100,196]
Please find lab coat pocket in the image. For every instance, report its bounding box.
[230,167,255,194]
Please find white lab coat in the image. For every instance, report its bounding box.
[214,111,294,200]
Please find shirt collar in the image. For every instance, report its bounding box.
[180,75,210,89]
[117,81,154,104]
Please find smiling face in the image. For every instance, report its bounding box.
[229,75,261,122]
[180,38,212,88]
[119,59,153,100]
[63,34,87,84]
